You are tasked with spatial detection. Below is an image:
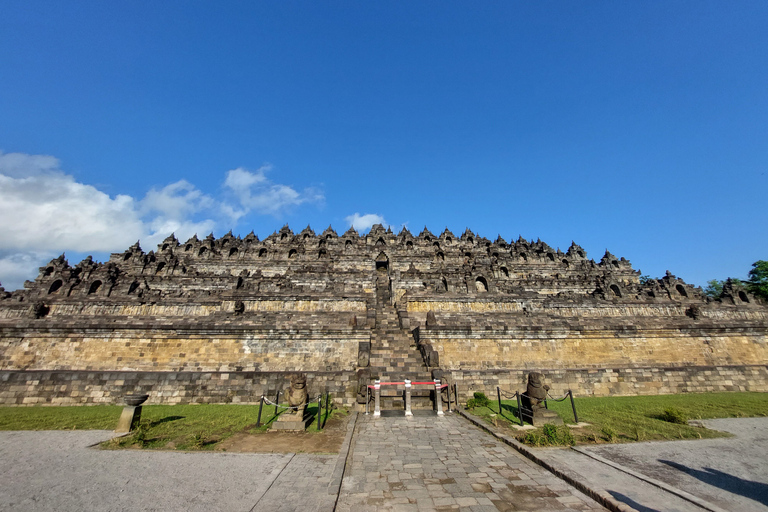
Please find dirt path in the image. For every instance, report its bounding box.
[215,413,349,453]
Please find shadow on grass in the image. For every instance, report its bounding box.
[147,416,185,427]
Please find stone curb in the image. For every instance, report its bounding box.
[571,447,729,512]
[456,408,638,512]
[329,411,358,498]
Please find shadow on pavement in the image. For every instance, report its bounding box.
[607,491,661,512]
[659,459,768,506]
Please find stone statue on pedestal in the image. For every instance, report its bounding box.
[520,372,563,426]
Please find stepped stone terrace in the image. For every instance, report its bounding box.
[0,224,766,408]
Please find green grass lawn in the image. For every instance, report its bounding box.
[465,391,768,446]
[0,400,339,451]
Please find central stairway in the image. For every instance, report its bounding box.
[369,274,435,410]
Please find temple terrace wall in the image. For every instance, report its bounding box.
[0,328,368,373]
[0,370,358,406]
[449,365,768,402]
[2,365,766,407]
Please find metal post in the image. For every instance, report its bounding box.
[256,395,264,426]
[497,386,503,418]
[446,382,452,413]
[516,391,523,426]
[317,395,322,431]
[365,386,370,415]
[374,379,381,417]
[569,389,579,423]
[324,393,330,428]
[454,383,459,409]
[404,379,412,416]
[274,390,280,416]
[435,380,444,416]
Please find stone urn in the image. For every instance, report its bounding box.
[124,394,149,407]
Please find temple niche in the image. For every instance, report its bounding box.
[0,224,766,407]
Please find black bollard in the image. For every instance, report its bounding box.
[274,390,280,417]
[497,387,503,418]
[516,391,523,426]
[569,389,579,423]
[317,395,322,431]
[256,395,264,427]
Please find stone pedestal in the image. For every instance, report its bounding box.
[270,410,312,431]
[521,408,563,426]
[115,406,142,433]
[115,394,149,433]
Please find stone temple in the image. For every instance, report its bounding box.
[0,224,766,408]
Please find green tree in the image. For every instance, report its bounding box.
[639,275,653,285]
[703,279,724,298]
[747,260,768,300]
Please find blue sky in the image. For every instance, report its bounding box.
[1,1,766,290]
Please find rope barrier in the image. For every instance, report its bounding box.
[261,394,323,410]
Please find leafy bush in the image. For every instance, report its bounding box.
[659,407,688,424]
[466,392,490,409]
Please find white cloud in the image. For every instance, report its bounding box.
[0,151,60,178]
[0,152,326,290]
[224,166,324,217]
[0,251,56,291]
[0,168,145,252]
[346,213,386,232]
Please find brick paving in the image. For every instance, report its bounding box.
[335,413,606,512]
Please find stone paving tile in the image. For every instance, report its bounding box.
[336,414,606,512]
[253,453,338,512]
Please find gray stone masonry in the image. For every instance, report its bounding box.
[336,413,606,511]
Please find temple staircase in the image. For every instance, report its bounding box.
[370,275,434,410]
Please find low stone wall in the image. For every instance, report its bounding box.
[0,370,358,406]
[449,365,768,402]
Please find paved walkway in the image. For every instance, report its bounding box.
[3,415,767,512]
[0,430,337,512]
[542,417,768,512]
[335,413,606,511]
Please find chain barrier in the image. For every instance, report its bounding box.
[261,394,323,411]
[492,387,579,425]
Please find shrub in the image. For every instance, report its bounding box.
[466,391,490,409]
[659,407,688,424]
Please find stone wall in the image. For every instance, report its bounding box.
[417,326,768,370]
[449,365,768,402]
[0,370,358,406]
[0,327,368,373]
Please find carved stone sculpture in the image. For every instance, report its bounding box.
[522,372,549,411]
[271,372,311,431]
[287,373,309,414]
[520,372,563,426]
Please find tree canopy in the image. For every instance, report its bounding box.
[747,260,768,300]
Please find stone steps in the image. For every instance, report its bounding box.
[370,278,434,408]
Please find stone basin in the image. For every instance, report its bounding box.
[124,394,149,407]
